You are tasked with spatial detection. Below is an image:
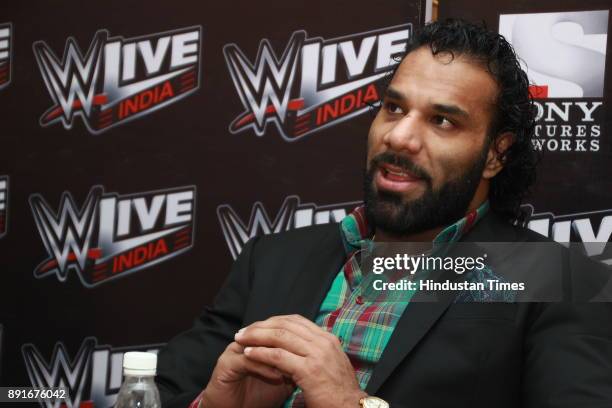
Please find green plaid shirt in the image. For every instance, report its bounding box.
[284,201,490,407]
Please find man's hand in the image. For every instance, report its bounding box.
[234,314,367,408]
[200,341,294,408]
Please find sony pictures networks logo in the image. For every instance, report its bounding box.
[499,10,609,152]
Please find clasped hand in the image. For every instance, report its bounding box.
[202,314,365,408]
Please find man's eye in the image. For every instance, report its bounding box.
[432,115,453,129]
[384,102,403,114]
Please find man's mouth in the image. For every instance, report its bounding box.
[375,163,423,193]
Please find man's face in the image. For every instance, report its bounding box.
[365,46,499,235]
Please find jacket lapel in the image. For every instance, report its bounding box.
[365,266,465,394]
[281,226,346,320]
[366,212,517,394]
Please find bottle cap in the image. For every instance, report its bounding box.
[122,352,157,376]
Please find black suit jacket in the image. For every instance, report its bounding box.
[156,212,612,407]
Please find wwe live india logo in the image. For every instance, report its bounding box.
[525,205,612,265]
[29,185,196,287]
[217,195,360,259]
[33,26,201,134]
[224,24,410,141]
[22,337,162,408]
[0,23,12,89]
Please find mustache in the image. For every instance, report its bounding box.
[369,152,432,183]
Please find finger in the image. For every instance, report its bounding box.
[225,341,245,354]
[281,314,325,332]
[282,314,342,348]
[241,316,318,341]
[272,315,342,348]
[219,342,284,383]
[235,327,312,356]
[243,346,305,378]
[240,356,286,384]
[270,314,326,336]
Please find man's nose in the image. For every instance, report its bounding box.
[383,113,424,154]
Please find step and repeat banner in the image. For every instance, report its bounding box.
[0,1,426,407]
[1,0,611,406]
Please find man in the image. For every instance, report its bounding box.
[156,20,612,407]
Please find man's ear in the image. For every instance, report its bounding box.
[483,132,514,179]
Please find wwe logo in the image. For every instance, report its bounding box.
[23,338,94,408]
[34,33,104,129]
[217,196,360,259]
[224,32,304,136]
[30,188,100,282]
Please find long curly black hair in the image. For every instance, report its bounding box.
[381,19,540,224]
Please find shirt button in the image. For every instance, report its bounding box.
[356,295,364,305]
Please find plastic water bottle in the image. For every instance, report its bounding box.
[114,352,161,408]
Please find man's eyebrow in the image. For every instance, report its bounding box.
[432,103,469,118]
[385,87,470,118]
[384,87,406,101]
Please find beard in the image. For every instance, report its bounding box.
[363,146,489,237]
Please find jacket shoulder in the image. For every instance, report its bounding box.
[255,223,341,251]
[465,211,555,243]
